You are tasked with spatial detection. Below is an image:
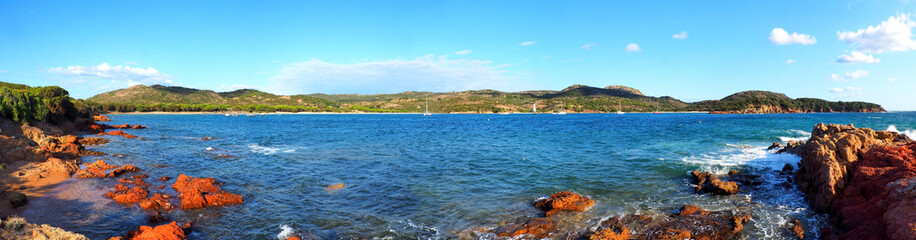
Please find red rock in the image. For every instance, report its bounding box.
[532,191,595,216]
[94,115,112,122]
[108,221,186,240]
[284,237,301,240]
[789,219,805,239]
[106,130,138,139]
[131,125,146,129]
[79,137,111,146]
[795,123,910,212]
[582,217,630,240]
[679,204,709,216]
[171,174,243,209]
[495,217,556,239]
[105,184,149,205]
[158,176,172,182]
[139,193,174,211]
[76,160,140,178]
[109,124,131,129]
[833,142,916,240]
[37,157,80,177]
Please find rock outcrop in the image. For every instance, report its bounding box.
[75,160,140,178]
[0,216,88,240]
[108,221,187,240]
[93,115,112,122]
[791,123,915,240]
[532,191,595,216]
[794,123,910,212]
[494,217,556,239]
[171,174,243,209]
[690,170,739,195]
[103,130,138,139]
[577,205,750,240]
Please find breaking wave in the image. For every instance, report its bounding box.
[249,144,299,155]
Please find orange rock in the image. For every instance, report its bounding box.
[326,183,346,191]
[691,170,739,195]
[94,115,112,122]
[108,221,186,240]
[679,204,709,216]
[107,130,138,139]
[789,219,805,239]
[284,237,301,240]
[495,217,556,239]
[171,174,243,209]
[532,191,595,216]
[158,176,172,182]
[583,217,630,240]
[105,184,150,205]
[79,137,111,146]
[76,160,140,178]
[131,125,146,129]
[139,193,174,211]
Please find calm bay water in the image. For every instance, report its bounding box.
[19,112,916,239]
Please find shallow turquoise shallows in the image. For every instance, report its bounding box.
[20,112,916,239]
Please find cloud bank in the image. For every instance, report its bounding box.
[47,63,174,87]
[829,70,868,82]
[625,43,642,52]
[838,14,916,54]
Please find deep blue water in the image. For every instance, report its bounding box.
[18,112,916,239]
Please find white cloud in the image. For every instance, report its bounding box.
[829,86,864,99]
[625,43,642,52]
[830,86,862,92]
[673,31,688,39]
[269,55,520,94]
[889,77,898,82]
[47,62,174,87]
[454,50,472,55]
[829,70,869,81]
[768,28,817,45]
[520,41,536,46]
[837,14,916,54]
[581,43,597,50]
[786,59,795,64]
[836,51,880,64]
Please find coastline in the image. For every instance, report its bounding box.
[107,111,715,115]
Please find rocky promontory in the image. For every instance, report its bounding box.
[787,123,915,239]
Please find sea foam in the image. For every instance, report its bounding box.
[277,224,294,240]
[887,125,916,139]
[778,129,810,142]
[249,144,298,155]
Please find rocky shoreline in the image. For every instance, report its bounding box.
[2,114,914,239]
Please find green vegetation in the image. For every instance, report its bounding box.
[0,82,85,123]
[688,90,884,113]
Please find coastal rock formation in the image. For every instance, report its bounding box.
[788,219,805,239]
[9,192,28,208]
[690,170,739,195]
[794,123,910,212]
[495,217,556,239]
[78,137,110,146]
[75,160,140,178]
[532,191,595,216]
[104,130,138,139]
[830,142,916,239]
[575,205,751,240]
[105,184,149,205]
[108,221,187,240]
[138,193,175,212]
[93,115,112,122]
[0,216,89,240]
[171,174,243,209]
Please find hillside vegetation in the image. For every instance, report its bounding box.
[0,82,89,123]
[79,84,887,114]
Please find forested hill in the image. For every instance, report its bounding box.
[688,91,885,114]
[0,82,93,123]
[78,83,887,114]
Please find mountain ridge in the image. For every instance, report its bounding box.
[83,84,885,114]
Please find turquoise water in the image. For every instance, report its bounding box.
[19,112,916,239]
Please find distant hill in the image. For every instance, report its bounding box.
[84,84,885,114]
[689,90,885,113]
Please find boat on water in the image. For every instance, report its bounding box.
[423,97,431,116]
[533,102,538,115]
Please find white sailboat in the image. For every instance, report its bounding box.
[533,102,538,115]
[616,99,624,114]
[423,97,431,116]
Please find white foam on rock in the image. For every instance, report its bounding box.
[277,224,294,240]
[887,125,916,139]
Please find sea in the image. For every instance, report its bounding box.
[15,112,916,239]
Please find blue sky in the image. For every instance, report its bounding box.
[1,1,915,110]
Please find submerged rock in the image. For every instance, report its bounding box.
[532,191,595,216]
[171,174,243,209]
[138,193,175,212]
[495,217,556,239]
[579,217,629,240]
[108,221,187,240]
[788,219,805,239]
[78,137,110,146]
[576,205,751,240]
